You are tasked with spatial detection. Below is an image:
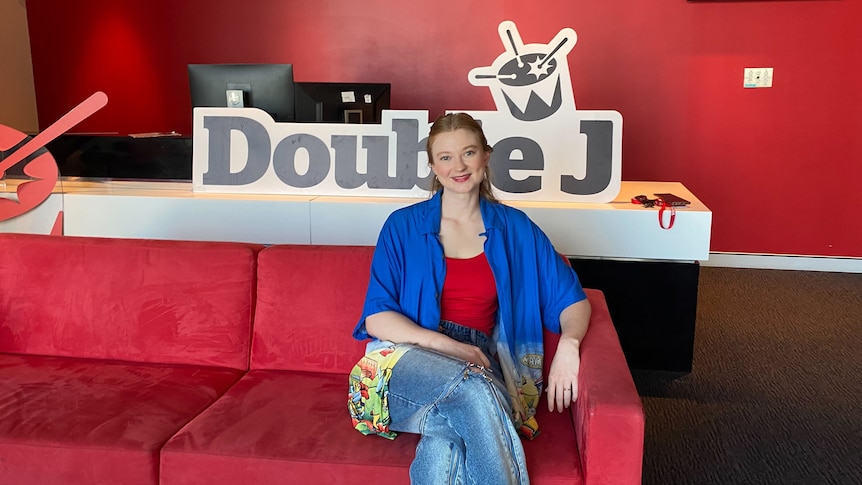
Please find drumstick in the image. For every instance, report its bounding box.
[537,38,569,69]
[474,74,518,80]
[506,29,524,68]
[0,91,108,175]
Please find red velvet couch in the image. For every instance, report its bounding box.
[0,234,644,485]
[0,233,260,485]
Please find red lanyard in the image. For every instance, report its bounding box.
[631,195,676,230]
[656,199,676,230]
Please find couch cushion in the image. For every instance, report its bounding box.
[251,245,373,372]
[0,353,243,485]
[161,370,417,484]
[161,369,584,485]
[0,233,259,369]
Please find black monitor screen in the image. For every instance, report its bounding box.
[295,82,391,124]
[188,64,295,122]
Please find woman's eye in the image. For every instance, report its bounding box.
[465,150,475,156]
[439,155,450,161]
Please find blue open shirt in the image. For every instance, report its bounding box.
[353,190,587,434]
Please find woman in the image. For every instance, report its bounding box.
[348,113,591,484]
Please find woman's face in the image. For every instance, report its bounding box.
[429,128,489,197]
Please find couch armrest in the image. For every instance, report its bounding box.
[574,289,645,485]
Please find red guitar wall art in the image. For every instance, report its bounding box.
[0,91,108,234]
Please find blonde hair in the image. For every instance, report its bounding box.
[427,113,497,202]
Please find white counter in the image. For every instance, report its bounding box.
[2,179,711,261]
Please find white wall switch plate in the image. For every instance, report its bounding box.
[744,67,773,88]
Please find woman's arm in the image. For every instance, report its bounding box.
[545,298,591,412]
[366,311,491,367]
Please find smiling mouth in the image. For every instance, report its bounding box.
[452,174,471,183]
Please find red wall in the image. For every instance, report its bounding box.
[26,0,862,258]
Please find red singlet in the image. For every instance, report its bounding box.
[440,253,498,335]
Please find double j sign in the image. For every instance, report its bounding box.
[192,21,623,203]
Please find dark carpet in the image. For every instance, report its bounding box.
[633,267,862,485]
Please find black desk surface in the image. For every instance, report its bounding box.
[5,134,194,181]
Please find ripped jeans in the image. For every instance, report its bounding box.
[387,321,530,485]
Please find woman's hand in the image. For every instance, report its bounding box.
[428,333,491,368]
[546,299,590,412]
[546,336,581,412]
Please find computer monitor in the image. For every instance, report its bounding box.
[294,82,391,124]
[188,64,295,122]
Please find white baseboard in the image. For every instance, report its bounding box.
[703,252,862,274]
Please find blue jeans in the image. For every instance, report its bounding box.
[387,321,529,484]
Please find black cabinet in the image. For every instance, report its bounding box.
[569,257,699,373]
